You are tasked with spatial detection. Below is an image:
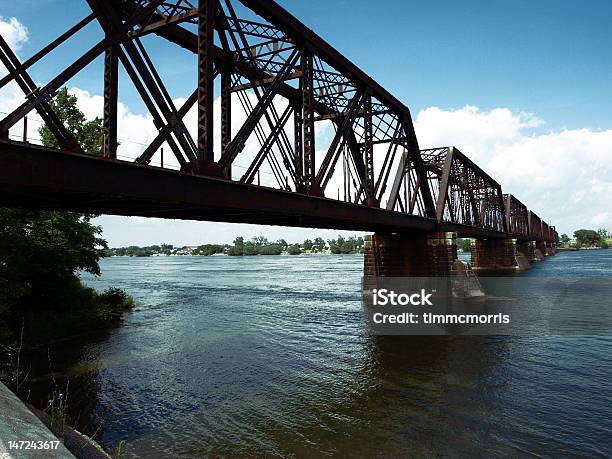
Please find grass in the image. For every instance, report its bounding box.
[113,440,126,459]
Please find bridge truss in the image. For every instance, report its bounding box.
[0,0,557,242]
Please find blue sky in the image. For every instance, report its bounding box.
[3,0,612,130]
[1,0,611,245]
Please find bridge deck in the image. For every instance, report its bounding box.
[0,140,523,239]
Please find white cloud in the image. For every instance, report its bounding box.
[414,105,612,235]
[69,87,158,162]
[0,17,31,141]
[0,17,28,52]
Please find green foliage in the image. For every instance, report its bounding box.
[192,244,225,256]
[560,233,571,244]
[98,288,135,311]
[573,229,602,247]
[312,237,326,252]
[228,236,283,256]
[227,237,245,256]
[258,244,283,255]
[287,244,302,255]
[456,238,472,252]
[327,236,364,254]
[38,87,103,155]
[113,440,126,459]
[0,88,133,350]
[302,239,313,251]
[107,245,154,257]
[0,210,107,330]
[0,207,135,346]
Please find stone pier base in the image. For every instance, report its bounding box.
[470,238,523,272]
[517,240,537,263]
[364,232,457,277]
[536,241,548,258]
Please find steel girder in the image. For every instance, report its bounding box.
[0,0,558,241]
[110,0,433,210]
[504,194,529,237]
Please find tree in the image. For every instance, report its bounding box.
[193,244,225,256]
[312,237,326,252]
[252,236,269,247]
[597,228,609,239]
[258,243,283,255]
[228,237,245,256]
[243,240,258,256]
[573,229,601,247]
[560,234,570,244]
[457,238,472,252]
[39,87,103,155]
[0,88,133,348]
[0,209,111,344]
[287,244,301,255]
[302,239,313,251]
[328,236,345,254]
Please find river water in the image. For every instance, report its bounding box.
[25,250,612,457]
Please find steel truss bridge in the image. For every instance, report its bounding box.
[0,0,557,242]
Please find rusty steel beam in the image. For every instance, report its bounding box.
[315,90,364,192]
[219,48,300,172]
[0,141,441,233]
[102,44,119,158]
[0,0,557,241]
[197,0,215,165]
[504,193,529,237]
[301,49,316,192]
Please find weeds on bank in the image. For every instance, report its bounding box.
[113,440,126,459]
[0,319,29,394]
[44,348,70,437]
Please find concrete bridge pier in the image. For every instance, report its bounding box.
[517,240,538,263]
[536,241,549,258]
[363,232,485,298]
[364,232,458,278]
[470,238,528,272]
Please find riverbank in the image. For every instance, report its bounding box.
[0,381,114,458]
[0,382,75,458]
[557,246,610,251]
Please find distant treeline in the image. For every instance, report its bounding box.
[456,229,611,252]
[104,236,365,257]
[560,229,610,249]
